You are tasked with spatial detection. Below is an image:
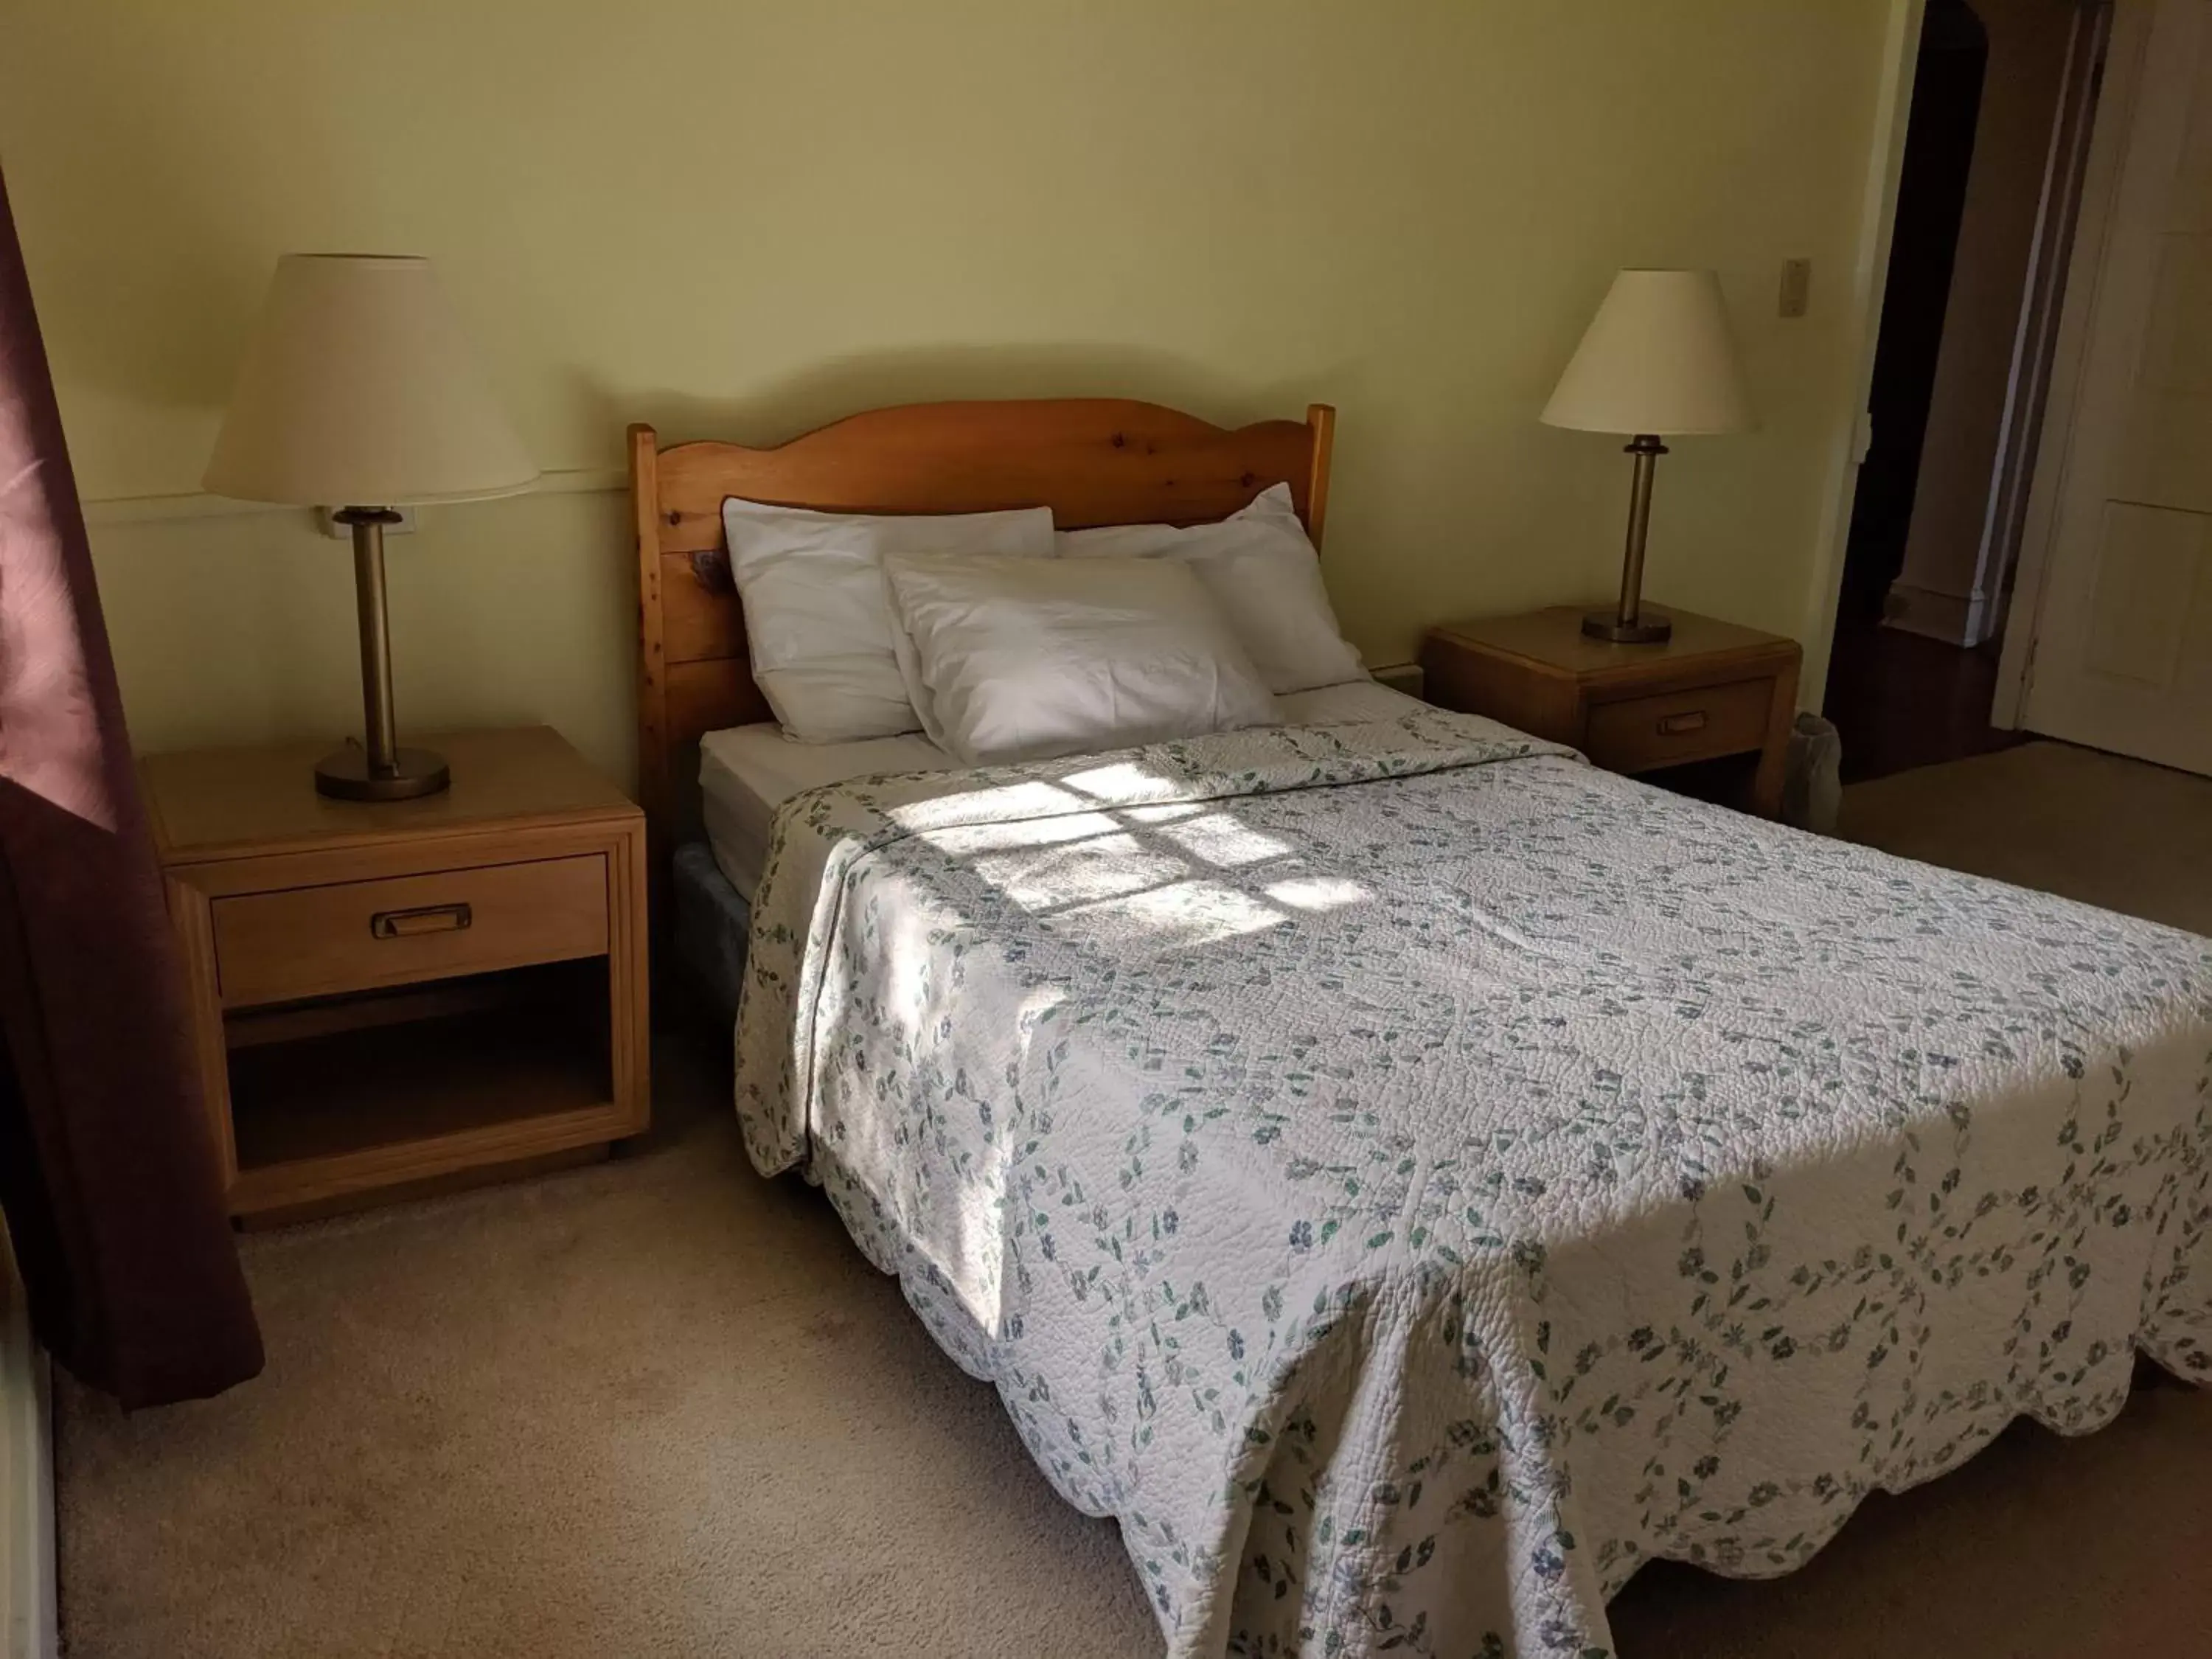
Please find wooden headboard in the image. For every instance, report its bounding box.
[630,397,1335,857]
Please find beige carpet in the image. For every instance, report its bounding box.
[57,741,2212,1658]
[1836,739,2212,937]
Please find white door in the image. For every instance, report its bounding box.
[2013,0,2212,774]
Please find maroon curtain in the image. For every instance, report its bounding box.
[0,164,261,1405]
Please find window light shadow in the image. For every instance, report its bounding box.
[838,754,1391,1335]
[891,755,1377,950]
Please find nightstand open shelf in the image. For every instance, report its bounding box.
[143,726,649,1222]
[223,960,616,1207]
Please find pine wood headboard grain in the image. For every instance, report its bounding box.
[630,397,1335,860]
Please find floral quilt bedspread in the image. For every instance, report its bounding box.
[732,709,2212,1658]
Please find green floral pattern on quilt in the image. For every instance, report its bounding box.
[733,709,2212,1658]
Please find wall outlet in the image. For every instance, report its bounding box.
[1779,257,1812,319]
[317,507,418,540]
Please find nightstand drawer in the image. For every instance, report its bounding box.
[212,855,608,1008]
[1583,678,1772,772]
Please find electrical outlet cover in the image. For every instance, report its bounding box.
[1779,258,1812,319]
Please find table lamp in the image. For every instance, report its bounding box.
[204,254,538,799]
[1542,268,1751,644]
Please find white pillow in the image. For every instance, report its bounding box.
[882,552,1281,765]
[1056,483,1364,694]
[722,497,1054,742]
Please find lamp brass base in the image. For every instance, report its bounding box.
[314,745,451,801]
[1582,608,1673,644]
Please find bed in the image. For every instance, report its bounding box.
[630,400,2212,1659]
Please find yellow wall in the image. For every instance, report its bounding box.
[0,0,1901,785]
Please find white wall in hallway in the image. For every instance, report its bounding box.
[1888,0,2077,644]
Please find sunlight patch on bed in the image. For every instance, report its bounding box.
[978,835,1192,911]
[1158,812,1294,868]
[1043,879,1286,950]
[888,779,1091,831]
[1060,761,1179,802]
[1265,877,1370,912]
[922,810,1126,856]
[877,886,948,1045]
[910,983,1066,1336]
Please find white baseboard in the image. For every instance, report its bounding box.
[1,1233,58,1659]
[1881,580,1978,645]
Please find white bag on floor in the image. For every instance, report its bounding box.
[1783,713,1843,834]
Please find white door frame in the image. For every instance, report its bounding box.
[1798,0,1929,703]
[1966,1,2115,655]
[1990,0,2156,725]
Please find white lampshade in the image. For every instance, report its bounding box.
[204,254,538,507]
[1541,268,1752,437]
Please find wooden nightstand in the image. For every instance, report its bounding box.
[1421,605,1802,816]
[142,726,649,1222]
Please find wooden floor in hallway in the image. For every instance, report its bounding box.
[1820,618,2026,783]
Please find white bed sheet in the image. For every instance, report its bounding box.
[698,678,1424,894]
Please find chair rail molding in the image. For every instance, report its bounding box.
[80,465,627,527]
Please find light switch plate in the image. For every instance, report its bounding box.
[1779,258,1812,319]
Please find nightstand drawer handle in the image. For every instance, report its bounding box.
[371,902,473,939]
[1657,710,1708,736]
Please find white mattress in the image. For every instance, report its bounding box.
[697,678,1427,896]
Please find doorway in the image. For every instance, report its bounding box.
[1823,0,2106,782]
